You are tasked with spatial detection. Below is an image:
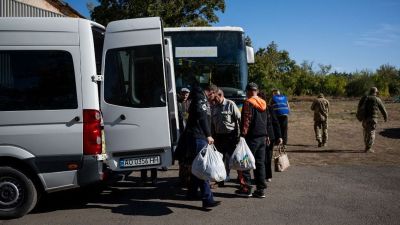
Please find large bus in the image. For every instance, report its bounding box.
[164,27,254,107]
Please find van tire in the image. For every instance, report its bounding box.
[0,167,38,218]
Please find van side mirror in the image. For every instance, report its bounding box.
[246,46,255,64]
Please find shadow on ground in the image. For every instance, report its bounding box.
[380,128,400,139]
[31,176,207,216]
[287,149,363,153]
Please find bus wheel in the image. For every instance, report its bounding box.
[0,167,38,218]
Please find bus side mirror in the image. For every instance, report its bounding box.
[246,46,255,64]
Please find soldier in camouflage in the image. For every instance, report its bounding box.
[357,87,388,153]
[311,93,330,147]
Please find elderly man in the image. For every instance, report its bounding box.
[311,93,330,147]
[211,88,241,184]
[357,87,388,153]
[178,87,191,131]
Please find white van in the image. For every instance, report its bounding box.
[0,17,177,218]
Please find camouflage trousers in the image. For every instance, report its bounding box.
[362,119,377,149]
[314,120,328,143]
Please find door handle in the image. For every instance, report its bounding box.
[120,114,126,120]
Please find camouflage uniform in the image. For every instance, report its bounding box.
[311,94,330,147]
[358,92,388,152]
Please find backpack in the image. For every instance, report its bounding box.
[356,96,368,122]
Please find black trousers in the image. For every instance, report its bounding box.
[214,133,237,156]
[214,133,238,178]
[278,116,288,145]
[240,136,266,190]
[265,142,274,179]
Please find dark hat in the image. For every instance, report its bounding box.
[246,82,258,91]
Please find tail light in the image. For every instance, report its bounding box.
[83,109,102,155]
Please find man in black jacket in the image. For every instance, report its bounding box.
[185,84,221,208]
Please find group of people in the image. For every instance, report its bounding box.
[174,82,290,208]
[173,82,388,209]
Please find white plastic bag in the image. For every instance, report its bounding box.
[191,144,227,182]
[229,137,256,171]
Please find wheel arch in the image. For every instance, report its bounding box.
[0,157,44,194]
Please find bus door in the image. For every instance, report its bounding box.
[101,17,172,171]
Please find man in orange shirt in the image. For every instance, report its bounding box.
[236,82,268,198]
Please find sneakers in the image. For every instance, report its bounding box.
[235,189,252,197]
[253,189,266,198]
[266,178,272,182]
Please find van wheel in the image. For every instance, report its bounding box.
[0,167,38,218]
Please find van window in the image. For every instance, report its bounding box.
[0,51,78,111]
[104,44,166,108]
[92,27,105,75]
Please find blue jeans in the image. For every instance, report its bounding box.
[187,137,214,204]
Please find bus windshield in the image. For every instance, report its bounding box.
[165,30,248,93]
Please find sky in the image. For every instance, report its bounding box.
[65,0,400,73]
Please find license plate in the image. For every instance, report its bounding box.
[119,155,161,168]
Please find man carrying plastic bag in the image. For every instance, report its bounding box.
[182,85,221,208]
[192,144,227,182]
[236,82,268,198]
[230,137,256,171]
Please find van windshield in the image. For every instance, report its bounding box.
[104,44,166,108]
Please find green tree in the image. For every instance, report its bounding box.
[248,42,296,93]
[89,0,225,26]
[345,70,375,97]
[376,64,400,95]
[293,61,319,95]
[322,74,347,96]
[316,63,332,76]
